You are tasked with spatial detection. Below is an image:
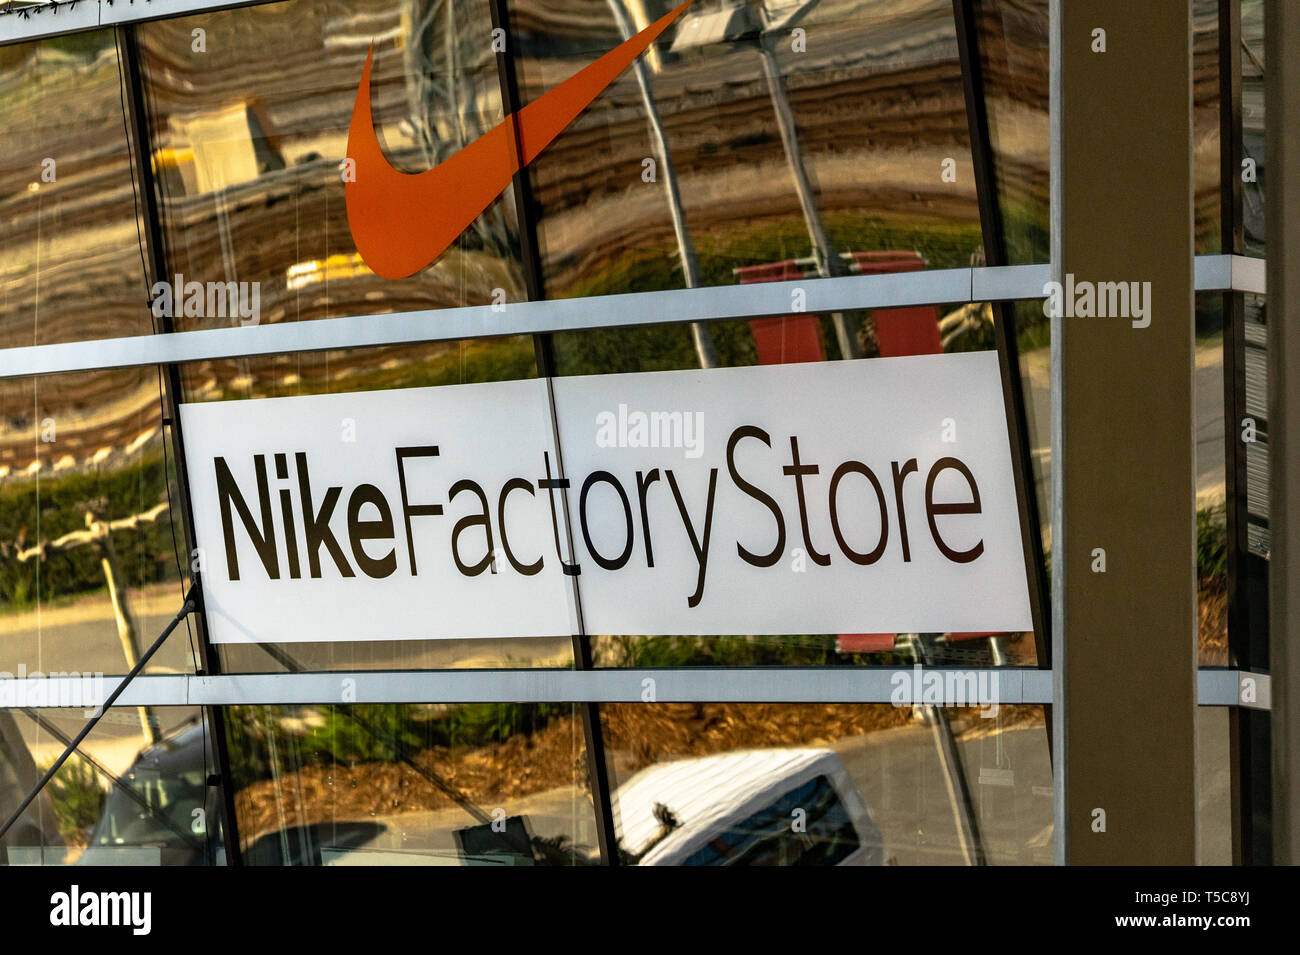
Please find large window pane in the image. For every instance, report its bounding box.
[136,0,527,329]
[1197,294,1228,665]
[0,30,153,348]
[973,0,1048,266]
[0,368,196,677]
[226,703,599,865]
[1242,0,1264,257]
[1193,0,1222,255]
[601,701,1051,864]
[513,0,982,371]
[1,706,224,866]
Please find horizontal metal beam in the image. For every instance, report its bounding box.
[1195,253,1267,294]
[0,267,974,379]
[0,666,1268,708]
[973,263,1048,300]
[0,667,1048,706]
[188,667,1053,705]
[1198,668,1272,710]
[0,257,1265,380]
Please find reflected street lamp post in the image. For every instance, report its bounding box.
[672,0,859,359]
[609,0,719,369]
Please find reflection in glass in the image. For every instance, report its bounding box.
[974,0,1215,256]
[0,369,196,677]
[973,0,1048,266]
[136,0,526,327]
[615,748,881,865]
[1241,290,1269,659]
[226,703,598,865]
[140,0,566,671]
[601,702,1051,864]
[1195,295,1228,665]
[1241,0,1264,257]
[507,1,1026,666]
[1,707,223,866]
[0,31,152,348]
[513,0,983,371]
[1192,0,1222,255]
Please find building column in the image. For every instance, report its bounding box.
[1051,1,1197,864]
[1266,0,1300,867]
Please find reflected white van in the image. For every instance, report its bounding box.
[611,748,886,866]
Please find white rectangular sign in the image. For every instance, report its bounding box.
[180,378,578,643]
[180,353,1032,643]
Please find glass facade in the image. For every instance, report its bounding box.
[0,0,1274,870]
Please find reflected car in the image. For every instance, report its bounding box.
[78,715,593,866]
[78,719,220,866]
[610,748,885,866]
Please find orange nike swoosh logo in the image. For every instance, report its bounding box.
[346,1,692,280]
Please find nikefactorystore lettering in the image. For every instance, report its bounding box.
[213,427,988,609]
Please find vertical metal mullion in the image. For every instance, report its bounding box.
[952,0,1052,673]
[1219,0,1271,866]
[488,0,619,866]
[487,0,546,306]
[1265,0,1300,866]
[1220,0,1245,258]
[118,25,243,867]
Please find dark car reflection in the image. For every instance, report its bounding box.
[77,719,220,866]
